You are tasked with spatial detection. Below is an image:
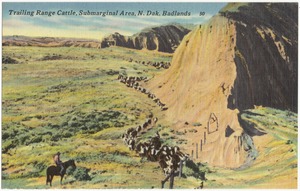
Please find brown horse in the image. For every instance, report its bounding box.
[46,159,76,186]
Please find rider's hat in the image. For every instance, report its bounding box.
[57,152,61,155]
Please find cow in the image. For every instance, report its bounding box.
[127,138,135,150]
[135,142,150,158]
[149,131,161,150]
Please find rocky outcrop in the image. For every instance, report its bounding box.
[100,32,135,49]
[145,3,297,168]
[100,24,191,53]
[221,3,298,112]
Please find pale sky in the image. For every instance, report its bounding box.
[3,2,226,40]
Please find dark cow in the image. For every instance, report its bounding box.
[121,133,128,144]
[135,142,150,158]
[126,127,135,135]
[136,125,142,132]
[150,131,161,150]
[129,129,138,138]
[126,138,135,150]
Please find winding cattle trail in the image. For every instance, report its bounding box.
[118,74,168,111]
[116,59,191,188]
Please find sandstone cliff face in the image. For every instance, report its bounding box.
[100,24,191,53]
[145,3,297,168]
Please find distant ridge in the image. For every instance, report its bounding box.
[2,36,101,48]
[100,24,192,53]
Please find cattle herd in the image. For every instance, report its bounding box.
[135,60,171,69]
[121,116,189,187]
[118,74,168,111]
[124,57,171,69]
[117,60,193,188]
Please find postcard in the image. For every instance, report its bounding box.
[2,1,298,189]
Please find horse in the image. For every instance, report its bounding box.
[46,159,76,186]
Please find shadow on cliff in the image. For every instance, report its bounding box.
[238,111,266,137]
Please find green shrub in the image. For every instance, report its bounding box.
[2,132,10,140]
[62,131,73,138]
[114,121,124,127]
[42,134,52,142]
[2,140,16,153]
[2,172,9,180]
[175,131,184,135]
[193,122,202,126]
[26,171,40,178]
[106,69,119,75]
[161,133,169,137]
[72,167,91,181]
[183,160,206,180]
[34,162,47,172]
[51,133,62,141]
[66,166,76,175]
[30,136,43,144]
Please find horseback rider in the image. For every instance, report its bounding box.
[53,152,64,174]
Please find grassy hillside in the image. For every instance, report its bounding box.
[2,46,297,189]
[2,46,204,189]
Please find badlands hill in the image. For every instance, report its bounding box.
[2,36,101,48]
[145,3,298,168]
[100,24,191,53]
